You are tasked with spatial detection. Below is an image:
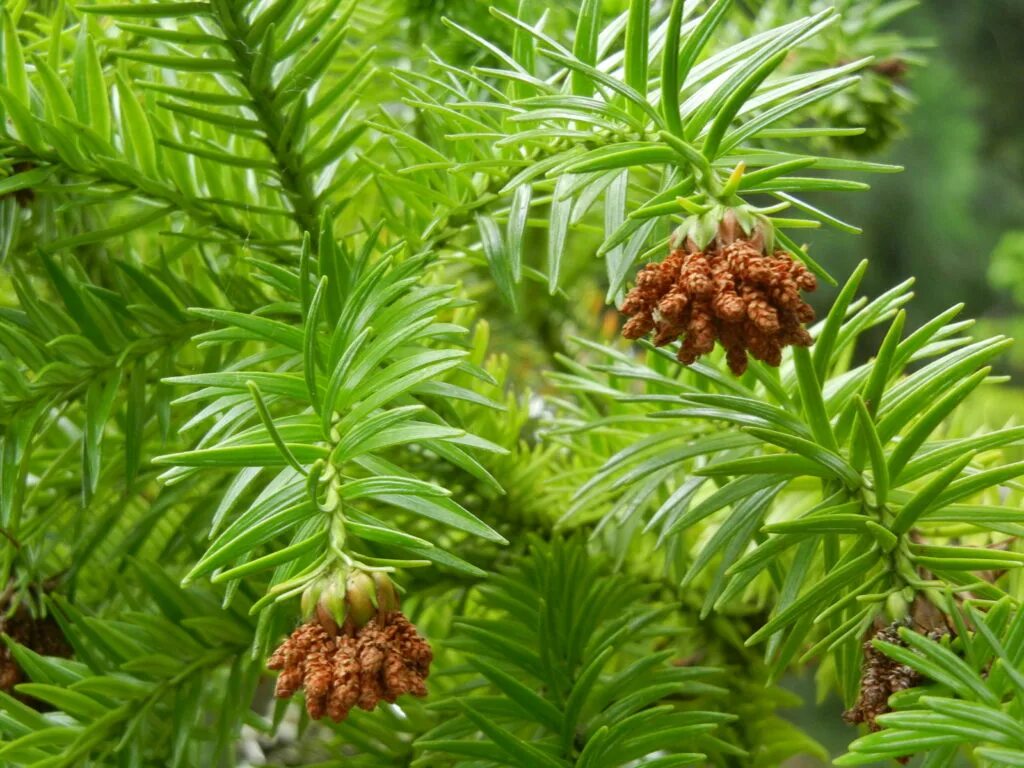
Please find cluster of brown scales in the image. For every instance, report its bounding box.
[843,622,922,734]
[620,220,818,375]
[269,610,432,722]
[0,605,72,697]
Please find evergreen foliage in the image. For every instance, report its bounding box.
[0,0,1016,766]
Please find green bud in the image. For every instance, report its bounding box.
[301,580,323,619]
[345,570,377,628]
[373,572,400,613]
[885,590,910,622]
[318,575,347,632]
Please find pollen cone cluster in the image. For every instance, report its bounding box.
[0,594,72,704]
[268,611,432,722]
[844,623,922,734]
[620,225,817,375]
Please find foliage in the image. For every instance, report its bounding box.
[553,262,1024,698]
[0,0,1014,766]
[418,536,732,768]
[0,571,257,767]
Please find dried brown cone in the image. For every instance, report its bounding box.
[268,610,432,723]
[742,285,780,334]
[326,635,361,721]
[709,259,745,323]
[677,251,713,296]
[301,631,336,720]
[717,322,749,376]
[621,252,686,340]
[382,613,432,698]
[355,620,387,711]
[269,622,330,700]
[656,288,690,326]
[620,229,817,376]
[677,301,716,365]
[0,599,73,708]
[622,312,655,340]
[844,622,925,740]
[388,613,433,673]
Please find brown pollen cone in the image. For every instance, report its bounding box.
[268,610,432,722]
[0,599,73,707]
[844,622,934,763]
[620,226,817,375]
